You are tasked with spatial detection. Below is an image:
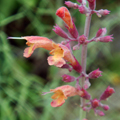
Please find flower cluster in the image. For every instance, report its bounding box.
[8,0,115,118]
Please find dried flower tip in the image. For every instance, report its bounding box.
[96,28,107,37]
[100,86,115,100]
[88,68,102,79]
[103,105,110,111]
[98,35,113,42]
[79,5,88,14]
[73,44,80,50]
[87,0,96,10]
[91,99,99,108]
[78,35,87,44]
[53,25,68,39]
[65,1,79,9]
[98,9,110,16]
[62,74,76,82]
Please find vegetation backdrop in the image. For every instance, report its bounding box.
[0,0,120,120]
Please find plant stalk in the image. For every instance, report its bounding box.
[80,14,92,120]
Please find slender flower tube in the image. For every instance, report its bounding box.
[43,85,83,107]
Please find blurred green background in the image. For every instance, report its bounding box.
[0,0,120,120]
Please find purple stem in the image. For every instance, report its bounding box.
[80,14,92,120]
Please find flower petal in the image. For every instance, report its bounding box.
[51,99,65,107]
[22,36,54,51]
[47,56,66,67]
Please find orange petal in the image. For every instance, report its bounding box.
[22,36,55,51]
[47,56,66,67]
[51,99,65,107]
[23,45,36,58]
[56,7,73,29]
[59,44,76,65]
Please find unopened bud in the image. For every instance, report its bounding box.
[65,1,79,9]
[91,99,99,108]
[88,68,102,79]
[73,44,80,50]
[103,105,110,111]
[96,28,107,37]
[78,35,87,44]
[98,35,113,42]
[98,9,110,16]
[84,79,91,89]
[62,74,76,82]
[79,5,88,14]
[87,0,96,10]
[80,88,91,100]
[53,24,68,39]
[83,107,91,112]
[100,86,115,100]
[96,110,105,116]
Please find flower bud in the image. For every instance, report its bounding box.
[61,64,72,72]
[96,110,105,116]
[53,25,68,39]
[91,99,99,108]
[79,5,88,14]
[83,107,91,112]
[97,35,113,42]
[62,74,76,82]
[73,44,80,50]
[88,68,102,79]
[96,28,107,37]
[84,79,91,89]
[65,1,79,9]
[87,0,96,10]
[100,86,115,100]
[78,35,87,44]
[103,105,110,111]
[98,9,110,16]
[80,88,91,100]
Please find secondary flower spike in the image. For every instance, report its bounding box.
[43,85,83,107]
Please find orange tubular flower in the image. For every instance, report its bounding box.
[44,85,83,107]
[56,7,73,29]
[8,36,80,69]
[8,36,54,58]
